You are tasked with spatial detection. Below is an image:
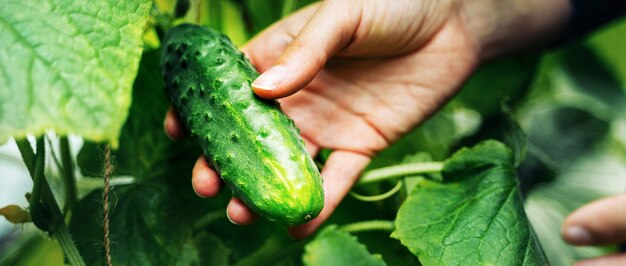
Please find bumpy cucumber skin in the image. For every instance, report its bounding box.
[161,24,324,225]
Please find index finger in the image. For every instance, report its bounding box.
[240,3,321,72]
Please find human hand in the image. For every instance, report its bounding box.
[562,193,626,266]
[165,0,571,238]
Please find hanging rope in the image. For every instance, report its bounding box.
[103,145,113,266]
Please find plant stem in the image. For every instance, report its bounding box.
[53,224,85,265]
[60,137,77,214]
[15,139,35,173]
[29,137,48,231]
[208,0,222,30]
[281,0,297,17]
[350,180,404,202]
[195,0,202,24]
[339,220,395,233]
[16,138,86,266]
[45,136,64,173]
[357,162,444,186]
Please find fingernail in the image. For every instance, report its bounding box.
[564,226,594,245]
[252,66,287,91]
[226,210,239,225]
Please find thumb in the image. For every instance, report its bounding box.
[562,193,626,246]
[251,2,361,99]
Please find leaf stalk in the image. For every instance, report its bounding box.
[357,162,444,185]
[16,138,86,266]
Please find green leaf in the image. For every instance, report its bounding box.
[392,141,547,265]
[303,226,386,266]
[586,18,626,86]
[78,50,197,180]
[458,55,539,117]
[368,105,461,169]
[525,107,609,169]
[191,233,230,266]
[69,177,223,265]
[0,0,151,147]
[560,45,626,116]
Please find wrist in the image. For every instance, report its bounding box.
[458,0,572,61]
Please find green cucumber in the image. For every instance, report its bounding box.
[161,24,324,225]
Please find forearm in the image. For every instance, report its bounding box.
[459,0,572,60]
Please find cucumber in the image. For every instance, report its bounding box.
[160,24,324,225]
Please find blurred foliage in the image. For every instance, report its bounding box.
[3,1,626,265]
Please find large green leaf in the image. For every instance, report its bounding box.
[392,141,547,265]
[0,0,151,147]
[191,233,230,266]
[303,226,386,266]
[69,176,224,265]
[77,50,185,179]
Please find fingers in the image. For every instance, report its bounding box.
[191,156,222,197]
[250,1,362,99]
[241,3,320,72]
[575,253,626,266]
[562,193,626,246]
[288,150,371,239]
[164,107,187,139]
[227,197,259,225]
[302,136,320,157]
[191,155,259,225]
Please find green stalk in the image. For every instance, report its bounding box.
[281,0,298,17]
[350,180,404,202]
[208,0,222,30]
[45,136,64,173]
[16,138,86,266]
[29,137,48,231]
[357,162,444,185]
[52,224,85,265]
[60,137,77,214]
[15,139,35,173]
[339,220,395,233]
[195,0,202,24]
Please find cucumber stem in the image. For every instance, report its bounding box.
[60,136,77,214]
[357,162,444,185]
[53,224,86,266]
[15,139,35,172]
[339,220,395,233]
[281,0,298,17]
[350,180,404,202]
[16,138,86,266]
[29,137,47,231]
